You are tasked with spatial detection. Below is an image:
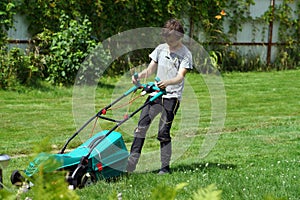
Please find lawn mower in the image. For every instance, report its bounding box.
[11,74,165,189]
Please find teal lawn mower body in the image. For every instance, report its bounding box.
[23,130,128,189]
[11,76,165,189]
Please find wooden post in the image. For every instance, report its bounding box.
[267,0,275,66]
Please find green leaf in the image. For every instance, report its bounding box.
[192,184,222,200]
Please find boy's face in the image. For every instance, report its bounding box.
[165,34,182,49]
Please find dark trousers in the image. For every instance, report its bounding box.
[127,96,180,171]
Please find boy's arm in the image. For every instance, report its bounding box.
[157,68,188,89]
[132,60,158,83]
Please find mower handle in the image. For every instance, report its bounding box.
[123,72,141,96]
[60,76,165,154]
[155,76,161,82]
[134,72,139,82]
[86,78,166,156]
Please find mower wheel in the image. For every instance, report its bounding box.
[79,172,96,188]
[66,172,79,189]
[11,170,25,186]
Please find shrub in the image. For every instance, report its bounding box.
[43,14,97,86]
[0,1,15,47]
[0,48,43,89]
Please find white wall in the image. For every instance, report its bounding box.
[224,0,298,63]
[7,13,31,50]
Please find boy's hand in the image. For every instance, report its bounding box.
[132,74,139,84]
[157,80,169,89]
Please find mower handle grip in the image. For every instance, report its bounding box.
[149,91,165,101]
[133,72,140,86]
[134,72,139,81]
[123,72,141,96]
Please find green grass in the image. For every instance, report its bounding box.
[1,70,300,199]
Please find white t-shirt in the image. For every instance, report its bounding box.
[149,43,193,101]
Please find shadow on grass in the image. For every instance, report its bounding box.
[171,162,237,173]
[133,162,237,175]
[4,79,116,93]
[97,81,115,89]
[91,162,238,187]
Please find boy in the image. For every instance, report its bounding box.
[127,19,193,174]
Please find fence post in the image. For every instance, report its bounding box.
[267,0,275,66]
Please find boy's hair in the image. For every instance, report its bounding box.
[162,19,184,39]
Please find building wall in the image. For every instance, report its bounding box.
[224,0,298,63]
[7,13,31,50]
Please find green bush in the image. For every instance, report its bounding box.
[42,14,97,85]
[273,47,300,70]
[219,47,265,72]
[0,0,298,90]
[0,1,15,47]
[0,48,43,89]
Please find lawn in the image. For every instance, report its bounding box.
[0,70,299,199]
